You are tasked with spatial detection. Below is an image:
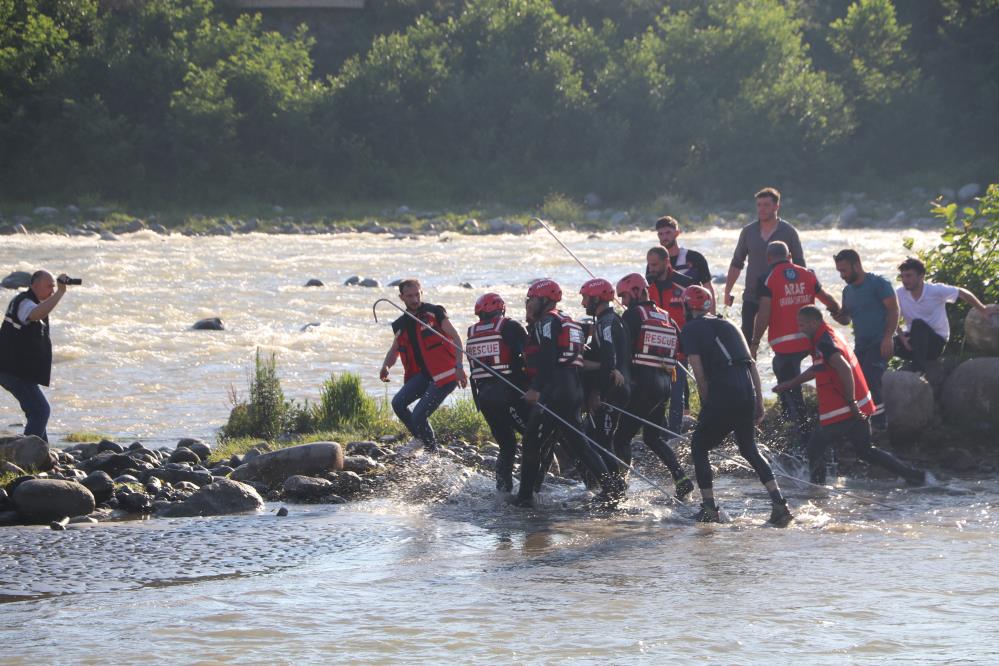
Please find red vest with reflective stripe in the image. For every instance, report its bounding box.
[631,304,679,370]
[397,309,457,388]
[764,262,818,353]
[649,281,686,329]
[810,323,875,426]
[466,317,514,380]
[525,310,584,370]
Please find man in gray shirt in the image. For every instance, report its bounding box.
[724,187,805,341]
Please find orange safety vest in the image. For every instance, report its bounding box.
[466,316,515,381]
[396,307,458,388]
[810,323,875,426]
[631,304,679,370]
[763,261,818,354]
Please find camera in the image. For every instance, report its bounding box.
[58,277,83,286]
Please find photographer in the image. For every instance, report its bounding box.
[0,271,77,442]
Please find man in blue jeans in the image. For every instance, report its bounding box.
[379,279,467,454]
[832,250,898,431]
[1,271,73,442]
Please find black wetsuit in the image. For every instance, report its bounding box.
[583,307,632,472]
[517,312,611,504]
[613,301,687,481]
[680,315,777,492]
[469,316,532,492]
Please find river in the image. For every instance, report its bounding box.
[4,227,997,663]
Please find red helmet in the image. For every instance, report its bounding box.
[527,279,562,303]
[683,285,712,311]
[474,292,505,315]
[616,273,648,298]
[579,278,615,302]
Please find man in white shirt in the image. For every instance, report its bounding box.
[895,257,997,374]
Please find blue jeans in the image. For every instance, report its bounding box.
[855,344,887,430]
[0,371,50,442]
[391,373,456,449]
[669,362,688,434]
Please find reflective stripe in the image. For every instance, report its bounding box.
[432,367,457,383]
[872,403,885,416]
[715,337,734,365]
[819,392,873,423]
[770,332,807,346]
[3,315,22,330]
[633,353,676,369]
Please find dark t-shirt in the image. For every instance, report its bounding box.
[392,302,448,375]
[680,315,755,400]
[671,248,712,285]
[812,331,839,371]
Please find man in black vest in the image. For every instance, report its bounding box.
[0,271,73,442]
[680,285,792,526]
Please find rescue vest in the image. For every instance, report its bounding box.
[630,304,678,370]
[395,305,457,388]
[466,316,515,381]
[649,279,686,329]
[763,261,818,353]
[525,310,584,374]
[810,323,875,426]
[0,289,52,386]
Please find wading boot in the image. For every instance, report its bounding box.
[674,476,694,501]
[768,499,793,527]
[695,501,720,523]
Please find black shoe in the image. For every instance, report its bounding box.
[513,495,534,508]
[674,476,694,501]
[905,470,928,487]
[496,478,513,493]
[695,502,720,523]
[768,499,793,527]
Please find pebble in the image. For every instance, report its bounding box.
[276,507,289,517]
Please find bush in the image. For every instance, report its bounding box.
[429,396,490,443]
[222,349,286,440]
[540,192,584,223]
[314,372,381,431]
[905,183,999,347]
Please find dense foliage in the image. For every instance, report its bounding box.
[1,0,996,205]
[905,183,999,347]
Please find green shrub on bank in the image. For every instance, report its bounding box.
[222,350,289,440]
[429,396,490,443]
[905,183,999,347]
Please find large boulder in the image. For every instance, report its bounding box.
[964,308,999,356]
[282,475,334,500]
[157,479,263,517]
[192,317,224,331]
[0,435,52,471]
[230,442,344,485]
[941,358,999,430]
[2,271,31,289]
[80,470,114,504]
[13,479,95,524]
[883,371,936,436]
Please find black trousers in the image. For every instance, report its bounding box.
[691,398,776,491]
[740,299,759,344]
[894,319,946,372]
[807,417,923,485]
[612,368,685,480]
[517,369,610,502]
[773,350,811,449]
[587,381,630,473]
[473,379,531,492]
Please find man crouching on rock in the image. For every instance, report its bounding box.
[380,278,467,455]
[1,271,75,442]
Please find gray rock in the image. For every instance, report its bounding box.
[957,183,982,203]
[157,479,263,517]
[359,278,381,288]
[50,517,69,530]
[113,474,140,484]
[941,358,999,430]
[69,515,98,525]
[2,271,31,289]
[282,474,334,500]
[169,447,201,464]
[33,206,58,216]
[342,455,380,474]
[883,371,935,436]
[330,470,363,497]
[1,461,25,475]
[146,467,213,487]
[124,219,146,233]
[487,218,509,233]
[81,470,114,504]
[0,510,20,526]
[99,230,119,241]
[346,441,386,458]
[838,204,859,226]
[506,221,526,234]
[81,452,137,477]
[344,276,360,286]
[229,442,344,485]
[0,435,52,471]
[192,317,224,331]
[117,490,153,514]
[461,219,479,231]
[459,282,473,289]
[177,438,211,461]
[583,192,602,208]
[149,223,168,235]
[65,205,80,215]
[13,479,95,524]
[276,506,289,517]
[964,308,999,356]
[305,278,324,287]
[98,439,124,453]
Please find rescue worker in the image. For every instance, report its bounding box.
[750,241,841,451]
[0,270,74,442]
[646,246,695,433]
[774,306,927,486]
[613,273,694,499]
[579,278,630,493]
[517,279,615,507]
[680,285,792,526]
[379,279,467,454]
[656,215,717,311]
[466,292,530,492]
